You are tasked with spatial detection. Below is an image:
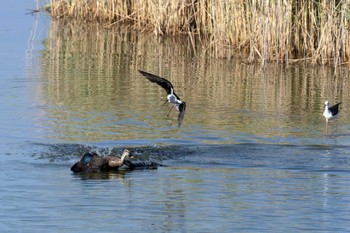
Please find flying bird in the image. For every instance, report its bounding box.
[323,100,341,135]
[139,70,186,127]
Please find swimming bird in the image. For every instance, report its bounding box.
[71,149,131,173]
[139,70,186,127]
[323,100,341,135]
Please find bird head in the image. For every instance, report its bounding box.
[324,100,329,106]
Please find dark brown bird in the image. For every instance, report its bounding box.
[71,149,131,173]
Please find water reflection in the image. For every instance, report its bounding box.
[37,20,350,144]
[72,170,130,181]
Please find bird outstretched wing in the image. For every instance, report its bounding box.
[177,102,186,127]
[139,70,174,95]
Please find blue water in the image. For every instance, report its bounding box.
[1,1,350,232]
[2,142,350,232]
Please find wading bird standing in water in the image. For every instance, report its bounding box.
[139,70,186,127]
[323,100,341,136]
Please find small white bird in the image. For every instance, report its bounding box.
[323,100,341,135]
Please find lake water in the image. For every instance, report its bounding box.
[1,1,350,232]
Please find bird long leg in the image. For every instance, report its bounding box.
[325,121,328,137]
[162,99,168,105]
[167,105,175,117]
[330,119,339,138]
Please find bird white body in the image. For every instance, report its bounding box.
[323,105,333,122]
[323,100,340,122]
[167,94,178,104]
[167,94,182,106]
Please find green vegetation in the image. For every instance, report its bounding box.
[47,0,350,66]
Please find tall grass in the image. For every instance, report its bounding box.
[47,0,350,66]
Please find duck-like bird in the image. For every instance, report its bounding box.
[139,70,186,127]
[71,149,162,173]
[71,149,131,173]
[323,100,341,135]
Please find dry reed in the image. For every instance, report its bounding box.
[46,0,350,66]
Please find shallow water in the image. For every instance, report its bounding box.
[2,1,350,232]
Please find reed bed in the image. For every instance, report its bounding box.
[47,0,350,66]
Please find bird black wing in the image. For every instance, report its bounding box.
[177,102,186,127]
[330,102,341,116]
[139,70,174,95]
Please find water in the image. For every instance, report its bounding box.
[1,1,350,232]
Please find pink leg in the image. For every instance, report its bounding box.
[167,105,175,117]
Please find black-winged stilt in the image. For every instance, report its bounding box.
[139,70,186,127]
[323,100,341,135]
